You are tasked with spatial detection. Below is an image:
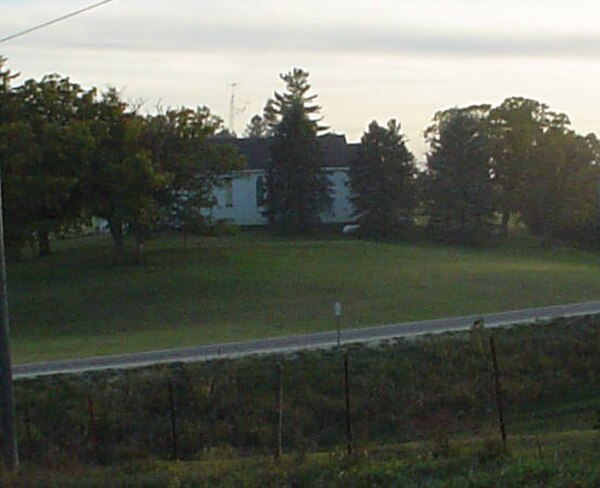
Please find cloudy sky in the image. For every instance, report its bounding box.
[1,0,600,158]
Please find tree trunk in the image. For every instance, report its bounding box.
[36,230,51,257]
[133,233,145,265]
[109,221,125,265]
[500,211,510,239]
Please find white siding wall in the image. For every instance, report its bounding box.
[325,167,354,223]
[208,167,355,226]
[210,170,267,225]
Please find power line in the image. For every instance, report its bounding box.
[0,0,116,45]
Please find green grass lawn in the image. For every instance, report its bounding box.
[8,231,600,363]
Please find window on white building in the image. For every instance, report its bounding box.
[224,178,233,207]
[256,175,267,206]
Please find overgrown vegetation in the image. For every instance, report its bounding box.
[8,315,600,474]
[4,431,600,487]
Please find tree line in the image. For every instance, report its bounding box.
[423,102,600,244]
[2,56,599,262]
[0,56,242,263]
[251,70,600,245]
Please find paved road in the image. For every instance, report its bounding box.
[13,300,600,380]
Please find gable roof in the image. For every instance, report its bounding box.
[212,133,359,170]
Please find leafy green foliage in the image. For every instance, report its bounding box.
[81,89,158,264]
[142,107,243,236]
[520,129,599,241]
[349,119,418,237]
[1,72,96,256]
[0,80,35,255]
[488,97,600,242]
[488,97,555,236]
[0,57,241,264]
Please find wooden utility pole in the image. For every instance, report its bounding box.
[0,170,18,470]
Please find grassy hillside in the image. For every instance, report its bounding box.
[8,232,600,363]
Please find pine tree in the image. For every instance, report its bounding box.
[425,106,496,244]
[244,114,268,138]
[349,119,417,237]
[264,68,331,232]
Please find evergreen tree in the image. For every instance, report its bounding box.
[264,68,331,232]
[425,106,496,244]
[349,119,417,237]
[244,114,268,138]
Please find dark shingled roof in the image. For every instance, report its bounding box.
[212,133,358,170]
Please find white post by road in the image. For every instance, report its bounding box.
[334,301,342,346]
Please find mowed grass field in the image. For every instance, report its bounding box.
[8,231,600,363]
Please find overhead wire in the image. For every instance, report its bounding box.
[0,0,115,44]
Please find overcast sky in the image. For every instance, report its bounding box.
[2,0,600,159]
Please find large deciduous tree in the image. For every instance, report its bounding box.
[142,107,243,236]
[263,68,331,232]
[0,56,31,257]
[489,97,600,243]
[520,128,599,241]
[488,97,570,237]
[425,106,497,244]
[82,89,161,264]
[349,119,417,237]
[12,75,96,256]
[86,95,244,264]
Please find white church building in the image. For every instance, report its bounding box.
[207,134,359,226]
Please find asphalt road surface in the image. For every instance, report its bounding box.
[13,300,600,380]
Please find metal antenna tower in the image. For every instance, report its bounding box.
[228,82,237,134]
[228,82,248,135]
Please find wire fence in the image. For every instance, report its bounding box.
[7,315,600,467]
